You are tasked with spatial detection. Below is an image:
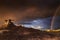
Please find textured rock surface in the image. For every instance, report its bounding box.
[0,26,60,40]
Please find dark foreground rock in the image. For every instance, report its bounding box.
[0,26,60,40]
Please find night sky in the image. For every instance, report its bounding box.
[0,0,60,29]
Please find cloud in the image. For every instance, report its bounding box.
[0,0,60,26]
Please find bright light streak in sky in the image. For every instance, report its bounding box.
[31,26,43,29]
[22,18,51,29]
[21,16,60,30]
